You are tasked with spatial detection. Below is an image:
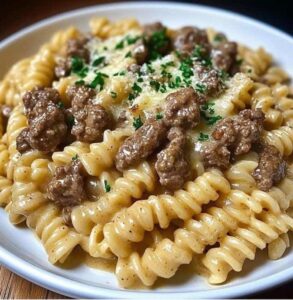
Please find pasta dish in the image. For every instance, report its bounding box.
[0,17,292,288]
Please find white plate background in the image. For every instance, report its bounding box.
[0,2,292,298]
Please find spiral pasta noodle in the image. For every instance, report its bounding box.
[79,128,133,177]
[71,161,157,236]
[115,189,277,287]
[100,169,230,258]
[202,210,293,283]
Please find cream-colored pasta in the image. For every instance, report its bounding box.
[71,161,157,235]
[52,76,77,107]
[115,188,277,287]
[250,82,283,129]
[268,232,290,260]
[262,66,289,86]
[89,17,141,38]
[100,170,230,258]
[79,128,133,177]
[202,210,293,284]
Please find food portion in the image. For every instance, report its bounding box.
[0,17,292,289]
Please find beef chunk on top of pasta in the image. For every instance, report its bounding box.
[211,41,238,74]
[17,87,68,154]
[164,87,201,128]
[55,36,90,79]
[66,85,110,143]
[155,127,189,190]
[252,144,286,191]
[115,118,167,171]
[172,26,211,56]
[47,159,86,208]
[202,109,264,170]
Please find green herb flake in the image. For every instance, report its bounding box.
[137,77,143,83]
[146,63,155,74]
[57,102,65,109]
[195,83,207,94]
[113,70,126,76]
[104,180,111,192]
[75,79,85,85]
[92,56,105,67]
[201,101,215,111]
[72,154,78,161]
[103,46,108,51]
[192,45,204,58]
[218,70,229,81]
[150,80,160,92]
[110,91,117,98]
[115,39,125,50]
[236,58,243,66]
[206,115,222,125]
[133,115,143,130]
[198,132,209,142]
[71,56,84,73]
[156,112,163,120]
[125,51,132,58]
[89,72,108,90]
[147,28,170,61]
[213,34,224,43]
[179,58,193,78]
[159,83,167,93]
[126,35,141,45]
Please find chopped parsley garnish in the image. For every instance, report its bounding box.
[110,91,117,98]
[179,58,193,78]
[247,68,252,73]
[236,58,243,66]
[104,180,111,193]
[146,28,170,61]
[92,56,105,67]
[103,46,108,51]
[126,35,141,45]
[72,154,78,161]
[150,80,160,91]
[192,45,212,67]
[71,56,88,78]
[156,112,163,120]
[133,115,143,130]
[192,45,204,58]
[206,115,222,125]
[146,63,155,74]
[125,51,132,58]
[218,70,229,81]
[137,77,143,83]
[113,70,126,76]
[89,72,109,89]
[195,83,207,94]
[213,34,224,42]
[201,101,215,114]
[168,76,182,89]
[67,115,75,127]
[198,132,209,141]
[115,39,125,50]
[160,83,167,93]
[57,102,64,109]
[129,82,142,101]
[75,79,85,85]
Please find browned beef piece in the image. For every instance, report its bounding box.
[67,85,110,143]
[23,87,60,119]
[173,26,211,56]
[115,118,167,171]
[194,64,223,99]
[201,141,231,170]
[47,159,86,208]
[202,109,264,170]
[213,109,264,156]
[16,128,32,154]
[164,87,201,128]
[54,36,89,79]
[211,41,238,73]
[143,22,171,56]
[252,144,286,191]
[132,41,149,65]
[72,103,110,143]
[17,87,68,154]
[155,127,189,190]
[67,85,96,112]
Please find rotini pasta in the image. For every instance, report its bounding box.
[1,17,292,290]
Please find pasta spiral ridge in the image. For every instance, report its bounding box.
[115,189,277,287]
[71,161,157,236]
[102,170,230,258]
[202,211,293,283]
[79,128,133,177]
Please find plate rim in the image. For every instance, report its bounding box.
[0,2,292,298]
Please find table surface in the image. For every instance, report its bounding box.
[0,0,292,298]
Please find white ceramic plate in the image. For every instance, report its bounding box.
[0,2,292,298]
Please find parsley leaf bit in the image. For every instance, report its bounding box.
[72,154,79,161]
[104,180,111,192]
[133,115,143,130]
[198,132,209,141]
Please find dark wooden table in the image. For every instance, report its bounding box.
[0,0,292,298]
